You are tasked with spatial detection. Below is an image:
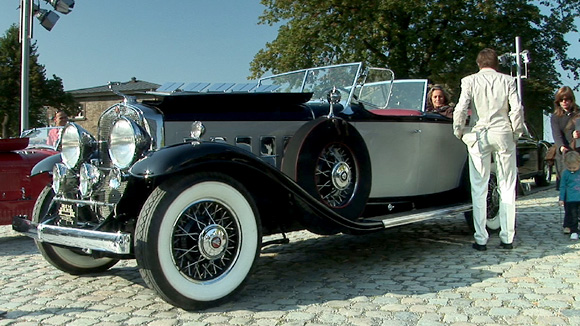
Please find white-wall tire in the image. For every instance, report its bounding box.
[135,172,261,310]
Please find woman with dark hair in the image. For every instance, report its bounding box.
[550,86,580,233]
[426,85,454,118]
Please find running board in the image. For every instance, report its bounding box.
[364,203,472,229]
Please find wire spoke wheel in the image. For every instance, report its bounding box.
[172,200,240,281]
[315,143,356,208]
[135,172,261,310]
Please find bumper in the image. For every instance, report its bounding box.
[12,215,132,255]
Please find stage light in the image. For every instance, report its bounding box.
[46,0,74,15]
[34,8,59,31]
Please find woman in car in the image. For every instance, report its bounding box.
[426,85,454,118]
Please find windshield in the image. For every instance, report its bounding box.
[355,68,396,109]
[258,63,364,107]
[385,80,428,111]
[258,63,398,109]
[20,127,62,150]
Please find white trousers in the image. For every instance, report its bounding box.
[466,130,517,245]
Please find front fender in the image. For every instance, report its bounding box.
[129,141,385,234]
[129,142,265,178]
[31,153,61,177]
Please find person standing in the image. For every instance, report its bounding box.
[550,86,580,234]
[47,110,68,147]
[453,48,525,251]
[559,151,580,240]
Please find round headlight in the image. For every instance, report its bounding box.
[61,125,81,169]
[60,123,96,170]
[52,163,67,194]
[109,118,150,169]
[79,163,102,198]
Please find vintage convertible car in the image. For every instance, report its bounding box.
[0,128,60,225]
[14,63,491,310]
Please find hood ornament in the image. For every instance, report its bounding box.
[326,87,341,118]
[108,82,137,104]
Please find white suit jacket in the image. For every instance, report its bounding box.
[453,68,524,140]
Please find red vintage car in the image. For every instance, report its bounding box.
[0,127,60,225]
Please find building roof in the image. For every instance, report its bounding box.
[67,77,160,96]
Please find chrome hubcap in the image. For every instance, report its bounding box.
[199,225,228,259]
[331,162,351,190]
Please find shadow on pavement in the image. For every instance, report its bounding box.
[2,187,573,314]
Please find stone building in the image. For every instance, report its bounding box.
[66,77,160,134]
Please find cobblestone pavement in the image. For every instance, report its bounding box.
[1,185,579,325]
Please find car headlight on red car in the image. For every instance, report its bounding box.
[108,117,151,169]
[61,123,96,170]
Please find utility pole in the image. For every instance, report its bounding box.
[19,0,74,134]
[20,0,31,133]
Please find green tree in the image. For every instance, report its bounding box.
[251,0,580,134]
[0,24,76,138]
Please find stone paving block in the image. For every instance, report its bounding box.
[2,186,579,325]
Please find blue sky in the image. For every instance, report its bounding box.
[0,1,578,91]
[0,1,279,91]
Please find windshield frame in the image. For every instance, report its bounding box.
[20,127,62,151]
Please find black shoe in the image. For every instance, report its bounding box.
[472,243,487,251]
[499,242,513,250]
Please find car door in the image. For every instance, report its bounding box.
[416,119,468,195]
[355,119,422,198]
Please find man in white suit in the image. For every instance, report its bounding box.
[453,48,525,251]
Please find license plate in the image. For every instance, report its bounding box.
[58,204,76,224]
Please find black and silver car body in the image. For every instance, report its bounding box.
[15,62,479,310]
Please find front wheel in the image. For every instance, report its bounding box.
[135,172,261,311]
[33,186,119,274]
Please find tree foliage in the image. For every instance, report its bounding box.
[0,24,76,138]
[251,0,580,133]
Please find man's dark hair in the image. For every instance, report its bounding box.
[476,48,499,70]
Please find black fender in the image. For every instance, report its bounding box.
[129,141,384,234]
[129,142,269,178]
[31,153,61,177]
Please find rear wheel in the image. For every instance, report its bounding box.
[485,173,500,231]
[135,172,261,311]
[464,173,500,232]
[33,186,119,274]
